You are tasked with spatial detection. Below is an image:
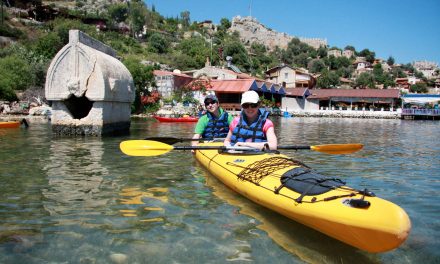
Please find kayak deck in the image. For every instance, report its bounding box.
[194,142,411,253]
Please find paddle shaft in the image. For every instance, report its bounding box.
[174,145,254,151]
[277,146,311,150]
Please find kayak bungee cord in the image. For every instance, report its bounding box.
[220,155,374,207]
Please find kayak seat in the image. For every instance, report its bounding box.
[280,167,346,200]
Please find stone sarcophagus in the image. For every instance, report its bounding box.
[45,30,135,135]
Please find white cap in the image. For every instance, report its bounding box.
[241,90,259,105]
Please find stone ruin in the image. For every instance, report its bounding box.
[45,30,135,136]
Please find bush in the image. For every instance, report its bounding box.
[0,55,34,100]
[0,24,24,38]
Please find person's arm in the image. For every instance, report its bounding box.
[264,126,278,150]
[223,130,233,146]
[192,133,201,147]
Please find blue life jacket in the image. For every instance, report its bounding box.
[230,109,269,143]
[202,110,230,138]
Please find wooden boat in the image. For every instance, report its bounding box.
[153,116,198,123]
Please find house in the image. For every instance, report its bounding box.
[343,49,355,58]
[328,49,342,57]
[152,70,193,99]
[265,64,315,89]
[352,58,373,76]
[413,61,439,79]
[188,66,253,80]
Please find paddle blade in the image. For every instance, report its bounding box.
[120,140,174,156]
[311,144,363,154]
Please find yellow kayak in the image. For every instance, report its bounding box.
[194,142,411,253]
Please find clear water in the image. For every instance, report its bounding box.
[0,117,438,263]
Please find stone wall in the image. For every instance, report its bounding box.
[230,16,327,51]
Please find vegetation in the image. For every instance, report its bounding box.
[0,1,436,113]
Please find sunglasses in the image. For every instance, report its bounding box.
[205,100,217,106]
[242,103,259,109]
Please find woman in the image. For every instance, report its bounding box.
[224,90,278,150]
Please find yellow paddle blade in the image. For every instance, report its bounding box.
[311,144,363,154]
[120,140,174,156]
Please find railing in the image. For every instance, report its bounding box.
[402,109,440,116]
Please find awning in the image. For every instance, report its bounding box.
[401,94,440,104]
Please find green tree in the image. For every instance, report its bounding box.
[250,42,273,76]
[123,56,156,113]
[148,33,169,53]
[410,83,428,93]
[355,72,376,88]
[0,55,34,100]
[33,32,63,59]
[387,56,395,66]
[107,3,129,24]
[180,11,190,28]
[176,36,210,68]
[223,40,251,72]
[129,0,148,38]
[48,18,93,44]
[358,49,376,63]
[316,69,340,88]
[317,46,327,58]
[344,45,356,52]
[308,59,326,73]
[218,18,231,32]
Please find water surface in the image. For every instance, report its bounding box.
[0,117,438,263]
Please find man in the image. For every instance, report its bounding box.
[192,94,233,147]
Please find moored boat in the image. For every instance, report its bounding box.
[0,121,21,128]
[194,142,411,253]
[153,116,198,123]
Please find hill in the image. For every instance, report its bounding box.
[0,0,437,106]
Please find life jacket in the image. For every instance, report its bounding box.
[230,109,269,143]
[202,109,230,138]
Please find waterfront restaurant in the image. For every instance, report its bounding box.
[283,88,401,112]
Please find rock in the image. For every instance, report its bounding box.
[109,253,128,264]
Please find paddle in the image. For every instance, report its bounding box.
[120,140,363,157]
[120,140,254,156]
[144,136,224,145]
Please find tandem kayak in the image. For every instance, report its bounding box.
[194,142,411,253]
[153,116,198,123]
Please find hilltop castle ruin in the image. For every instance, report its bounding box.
[229,16,327,50]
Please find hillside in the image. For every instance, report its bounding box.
[0,0,437,106]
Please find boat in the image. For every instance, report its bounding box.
[153,116,198,123]
[0,121,21,128]
[194,142,411,253]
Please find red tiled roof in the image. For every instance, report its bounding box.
[208,79,255,93]
[308,89,400,99]
[285,88,308,97]
[153,70,192,78]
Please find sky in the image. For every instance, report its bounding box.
[148,0,440,65]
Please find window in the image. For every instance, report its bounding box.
[284,73,288,80]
